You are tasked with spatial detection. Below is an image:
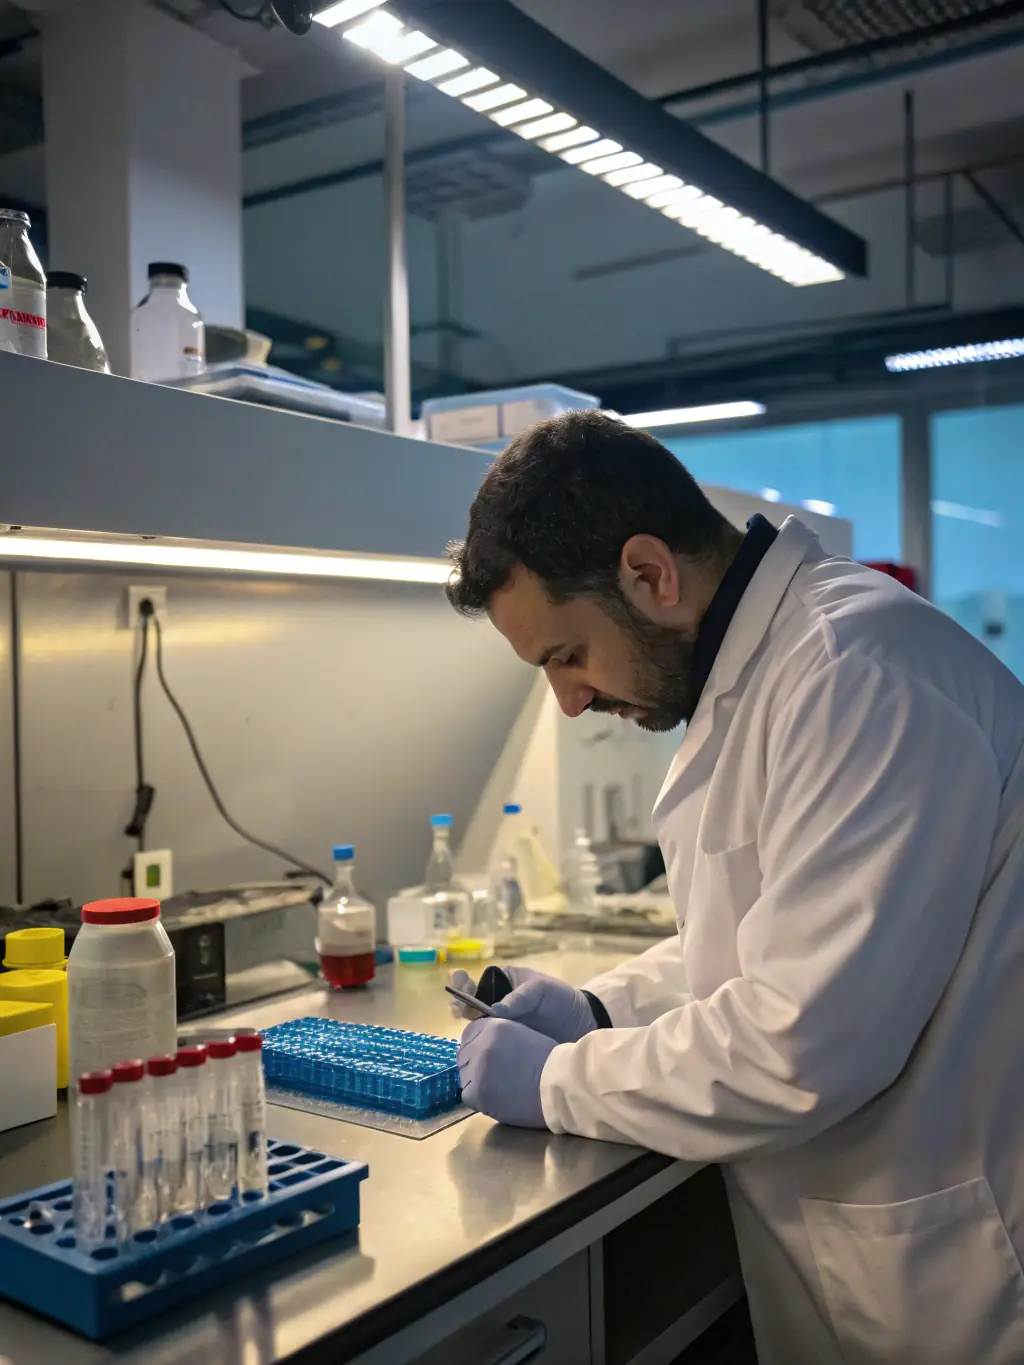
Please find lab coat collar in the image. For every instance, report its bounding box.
[655,517,819,818]
[697,515,818,707]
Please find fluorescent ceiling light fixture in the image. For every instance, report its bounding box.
[761,488,782,503]
[515,111,577,140]
[317,0,865,285]
[438,66,498,96]
[540,125,599,152]
[0,533,452,585]
[314,0,385,27]
[622,401,765,428]
[579,149,642,176]
[932,500,1003,527]
[561,137,621,165]
[604,162,664,188]
[802,498,836,517]
[344,11,435,62]
[885,338,1024,372]
[463,82,526,112]
[405,48,467,81]
[490,97,553,127]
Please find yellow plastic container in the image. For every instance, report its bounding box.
[0,969,68,1088]
[0,999,54,1037]
[3,926,67,971]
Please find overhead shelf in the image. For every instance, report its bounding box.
[0,356,490,562]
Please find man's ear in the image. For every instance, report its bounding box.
[619,535,681,613]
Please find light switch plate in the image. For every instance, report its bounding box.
[133,848,173,900]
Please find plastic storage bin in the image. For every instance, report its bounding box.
[421,383,600,451]
[262,1017,460,1117]
[0,1139,368,1340]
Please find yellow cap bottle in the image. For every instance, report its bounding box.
[0,969,68,1087]
[3,926,67,972]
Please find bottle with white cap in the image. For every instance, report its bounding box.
[67,898,177,1086]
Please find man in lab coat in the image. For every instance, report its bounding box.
[447,410,1024,1365]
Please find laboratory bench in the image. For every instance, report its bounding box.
[0,938,742,1365]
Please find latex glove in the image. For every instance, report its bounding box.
[459,1017,556,1128]
[449,966,599,1043]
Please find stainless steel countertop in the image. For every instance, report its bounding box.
[0,938,692,1365]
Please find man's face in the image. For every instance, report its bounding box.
[488,564,698,733]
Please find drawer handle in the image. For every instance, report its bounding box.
[477,1315,546,1365]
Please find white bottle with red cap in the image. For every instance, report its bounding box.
[67,897,176,1087]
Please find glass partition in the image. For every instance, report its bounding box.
[932,403,1024,682]
[664,416,901,562]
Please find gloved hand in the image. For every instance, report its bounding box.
[458,1017,557,1128]
[448,966,599,1043]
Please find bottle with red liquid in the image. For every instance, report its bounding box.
[316,845,376,988]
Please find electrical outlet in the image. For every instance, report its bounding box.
[127,585,168,628]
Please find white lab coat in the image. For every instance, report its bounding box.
[540,517,1024,1364]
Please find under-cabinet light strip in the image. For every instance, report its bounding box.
[0,536,452,584]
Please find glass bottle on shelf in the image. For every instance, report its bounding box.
[46,272,109,373]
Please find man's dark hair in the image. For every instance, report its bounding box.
[446,409,731,616]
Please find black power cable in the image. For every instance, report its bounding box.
[139,600,330,885]
[124,614,156,848]
[216,0,270,21]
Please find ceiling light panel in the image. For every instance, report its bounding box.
[316,0,865,285]
[885,338,1024,371]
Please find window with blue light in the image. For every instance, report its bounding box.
[933,403,1024,682]
[664,416,901,562]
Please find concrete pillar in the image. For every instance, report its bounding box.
[40,0,244,376]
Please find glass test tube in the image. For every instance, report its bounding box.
[174,1045,208,1214]
[205,1037,239,1201]
[73,1070,112,1251]
[110,1059,145,1239]
[145,1055,178,1223]
[235,1034,268,1197]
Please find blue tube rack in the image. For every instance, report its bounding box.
[0,1139,367,1341]
[262,1017,461,1118]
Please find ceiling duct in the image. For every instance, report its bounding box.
[776,0,1024,67]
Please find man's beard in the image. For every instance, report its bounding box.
[587,599,699,733]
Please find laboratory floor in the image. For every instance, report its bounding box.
[673,1299,759,1364]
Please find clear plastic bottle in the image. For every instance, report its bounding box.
[67,898,177,1086]
[490,857,525,932]
[423,815,472,948]
[45,272,109,373]
[205,1037,239,1202]
[0,208,46,358]
[235,1034,268,1197]
[110,1059,145,1239]
[316,846,376,988]
[144,1055,178,1223]
[425,814,459,892]
[174,1045,208,1214]
[489,805,527,932]
[73,1069,112,1251]
[566,828,601,913]
[131,261,205,382]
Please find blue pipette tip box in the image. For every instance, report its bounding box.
[0,1138,367,1340]
[261,1017,461,1118]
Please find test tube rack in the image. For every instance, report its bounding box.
[0,1139,368,1340]
[261,1017,461,1118]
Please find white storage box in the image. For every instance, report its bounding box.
[0,1022,57,1132]
[421,383,600,450]
[386,892,435,948]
